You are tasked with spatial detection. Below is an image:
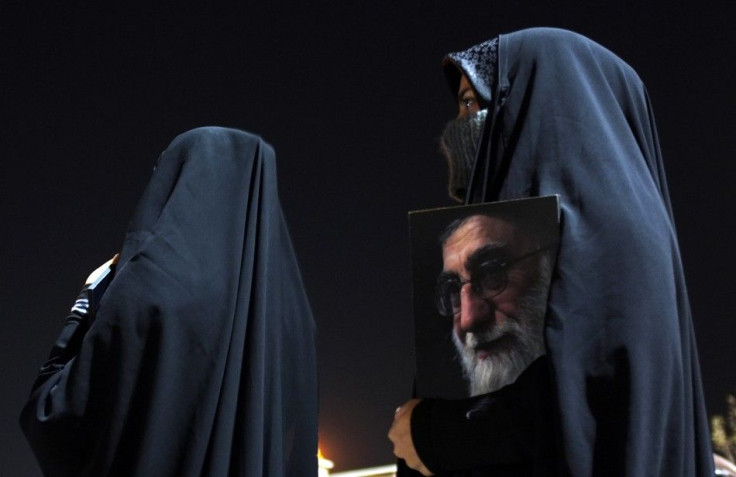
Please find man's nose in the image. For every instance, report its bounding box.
[456,284,493,338]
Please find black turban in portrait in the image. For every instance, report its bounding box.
[21,127,318,476]
[408,28,714,476]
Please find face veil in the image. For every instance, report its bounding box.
[440,109,488,202]
[20,127,318,476]
[439,28,714,475]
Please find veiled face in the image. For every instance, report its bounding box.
[440,74,486,202]
[441,215,548,395]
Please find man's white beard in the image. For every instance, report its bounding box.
[453,258,551,396]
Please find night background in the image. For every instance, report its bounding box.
[2,2,734,475]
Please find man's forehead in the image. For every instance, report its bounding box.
[444,215,516,252]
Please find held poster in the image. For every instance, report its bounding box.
[409,195,560,399]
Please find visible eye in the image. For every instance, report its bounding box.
[457,90,480,117]
[460,95,477,110]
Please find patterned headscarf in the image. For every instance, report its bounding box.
[442,37,499,103]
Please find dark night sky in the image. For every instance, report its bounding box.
[2,2,735,475]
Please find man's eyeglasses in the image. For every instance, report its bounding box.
[434,246,550,317]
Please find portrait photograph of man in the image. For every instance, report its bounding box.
[409,195,559,400]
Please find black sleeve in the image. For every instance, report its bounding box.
[19,289,94,477]
[30,312,89,391]
[410,356,551,474]
[25,283,95,393]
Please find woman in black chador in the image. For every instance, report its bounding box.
[20,127,318,476]
[390,28,714,476]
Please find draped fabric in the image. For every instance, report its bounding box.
[422,28,713,475]
[20,127,318,476]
